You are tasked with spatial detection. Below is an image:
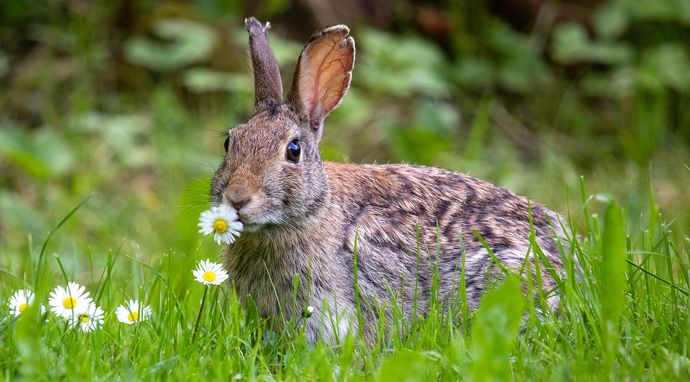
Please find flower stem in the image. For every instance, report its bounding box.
[192,286,209,343]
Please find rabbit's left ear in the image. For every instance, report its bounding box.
[288,25,355,130]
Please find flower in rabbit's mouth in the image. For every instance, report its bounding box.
[70,303,104,332]
[48,282,93,319]
[116,299,152,324]
[198,204,243,245]
[8,289,35,316]
[193,259,229,286]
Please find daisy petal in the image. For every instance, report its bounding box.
[116,299,152,325]
[8,289,35,316]
[198,205,243,245]
[193,259,230,286]
[48,283,93,319]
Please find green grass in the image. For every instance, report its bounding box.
[1,180,689,380]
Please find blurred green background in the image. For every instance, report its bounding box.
[1,0,689,275]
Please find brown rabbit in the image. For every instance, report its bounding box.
[211,17,567,343]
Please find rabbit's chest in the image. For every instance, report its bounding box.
[224,243,297,314]
[223,233,341,315]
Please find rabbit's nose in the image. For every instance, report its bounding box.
[224,185,252,211]
[230,199,249,211]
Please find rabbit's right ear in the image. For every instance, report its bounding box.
[288,25,355,130]
[246,17,283,112]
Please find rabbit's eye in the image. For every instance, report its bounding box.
[286,139,301,163]
[224,136,229,152]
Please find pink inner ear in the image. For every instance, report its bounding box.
[306,40,341,119]
[295,28,354,124]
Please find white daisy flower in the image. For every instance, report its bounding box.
[302,305,315,318]
[198,204,243,245]
[193,259,229,286]
[48,282,93,319]
[8,289,35,316]
[70,303,104,332]
[115,299,152,325]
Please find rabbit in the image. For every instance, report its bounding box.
[210,17,568,344]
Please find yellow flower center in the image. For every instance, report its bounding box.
[127,311,139,322]
[19,303,28,312]
[63,297,77,309]
[213,219,228,233]
[203,271,216,282]
[80,314,90,323]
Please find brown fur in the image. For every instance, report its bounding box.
[210,18,567,343]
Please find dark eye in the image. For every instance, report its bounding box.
[286,139,301,163]
[224,136,229,152]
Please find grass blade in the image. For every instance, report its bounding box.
[469,274,525,381]
[600,199,627,373]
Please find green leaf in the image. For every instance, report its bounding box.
[552,23,632,65]
[71,112,154,168]
[636,44,690,93]
[358,29,449,97]
[626,0,690,25]
[0,125,74,179]
[469,274,525,381]
[182,68,252,93]
[377,350,434,382]
[600,199,627,369]
[124,18,217,71]
[594,1,629,39]
[451,57,495,91]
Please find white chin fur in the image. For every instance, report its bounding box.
[240,211,284,231]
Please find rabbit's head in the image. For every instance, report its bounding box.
[211,18,355,232]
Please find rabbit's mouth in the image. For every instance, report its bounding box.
[236,210,280,232]
[238,209,297,232]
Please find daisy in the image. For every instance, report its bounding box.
[193,259,229,286]
[8,289,35,316]
[115,299,152,324]
[70,303,104,332]
[198,204,243,245]
[302,305,315,318]
[48,282,93,319]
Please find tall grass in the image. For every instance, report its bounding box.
[1,183,688,380]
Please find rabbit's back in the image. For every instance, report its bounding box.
[326,162,566,313]
[328,162,564,256]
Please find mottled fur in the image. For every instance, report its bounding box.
[210,18,567,343]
